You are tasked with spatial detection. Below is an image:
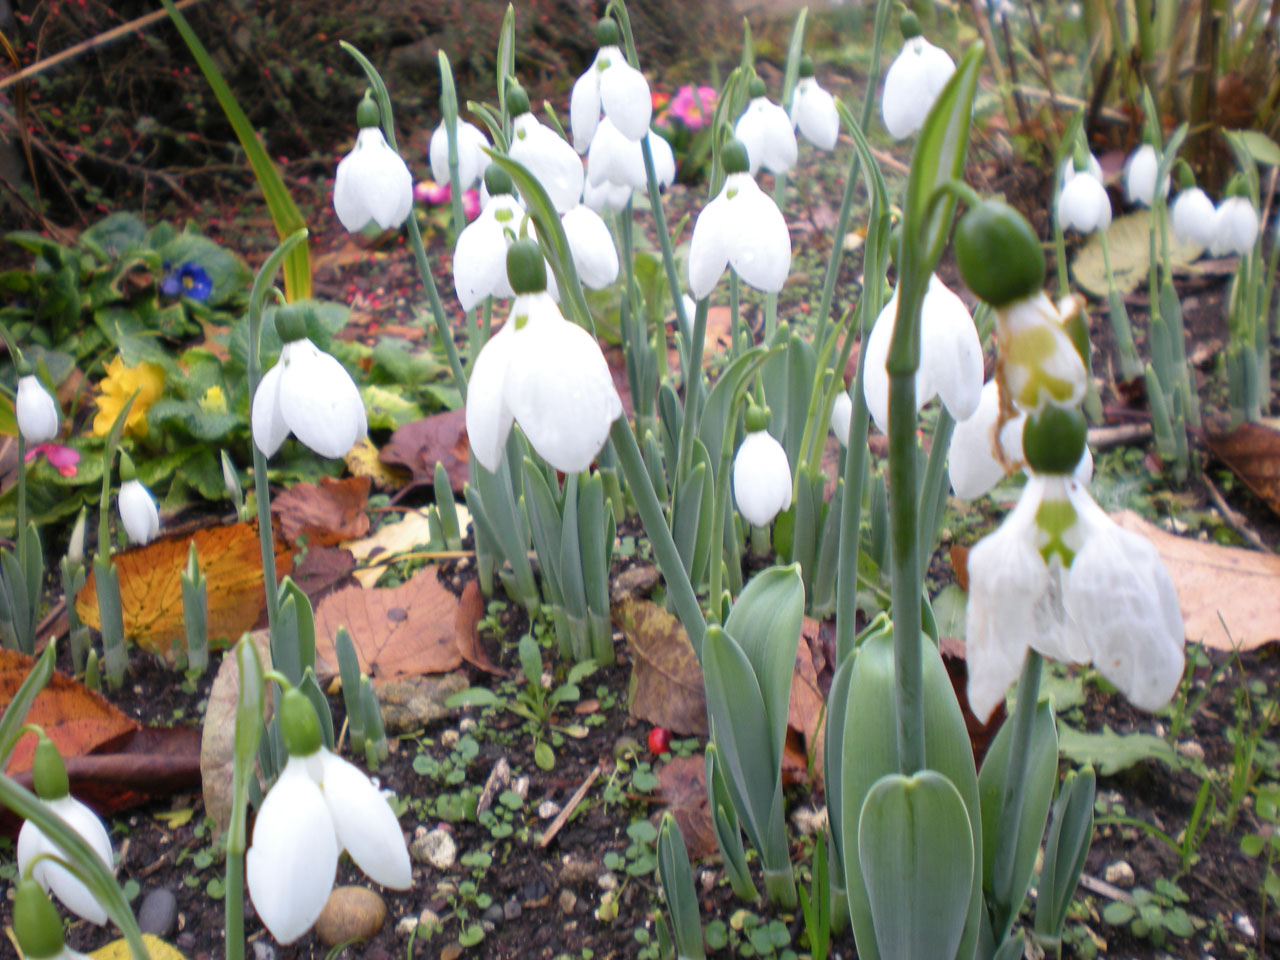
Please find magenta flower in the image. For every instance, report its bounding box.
[25,443,79,478]
[414,180,481,221]
[669,85,717,131]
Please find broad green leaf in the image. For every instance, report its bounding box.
[857,770,974,960]
[1056,723,1178,776]
[1231,129,1280,167]
[80,213,148,258]
[1036,766,1095,939]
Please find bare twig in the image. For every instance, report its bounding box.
[1087,422,1154,449]
[536,760,607,849]
[1203,473,1269,552]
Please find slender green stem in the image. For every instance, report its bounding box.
[1098,232,1142,377]
[917,408,955,577]
[225,854,244,960]
[15,433,26,568]
[675,298,710,482]
[640,134,689,337]
[993,650,1044,916]
[610,418,706,657]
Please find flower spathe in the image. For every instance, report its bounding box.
[881,34,956,139]
[510,112,587,214]
[16,375,59,444]
[965,472,1185,721]
[733,429,792,527]
[1210,196,1259,258]
[734,95,798,175]
[1057,170,1112,234]
[428,118,490,191]
[570,45,652,152]
[252,338,367,459]
[246,748,412,944]
[118,478,160,545]
[1170,186,1216,250]
[790,76,839,151]
[465,292,622,474]
[862,275,984,434]
[17,794,114,926]
[333,127,414,232]
[687,172,791,300]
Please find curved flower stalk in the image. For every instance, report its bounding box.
[252,305,367,459]
[16,374,59,444]
[508,82,585,214]
[1170,186,1216,250]
[466,239,622,474]
[880,13,955,139]
[862,274,983,433]
[17,730,114,926]
[428,117,489,191]
[246,686,411,944]
[1123,143,1169,207]
[733,412,792,527]
[333,95,413,233]
[569,17,651,152]
[687,139,790,300]
[734,74,798,175]
[790,56,838,151]
[1210,195,1260,257]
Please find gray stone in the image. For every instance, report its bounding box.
[378,673,469,734]
[558,889,578,914]
[538,799,561,820]
[597,872,619,892]
[503,899,522,921]
[483,903,505,924]
[411,827,457,870]
[1103,860,1135,888]
[138,887,178,937]
[250,941,275,960]
[315,886,387,947]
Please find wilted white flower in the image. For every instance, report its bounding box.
[253,335,367,459]
[1209,195,1260,257]
[428,118,491,191]
[509,108,585,214]
[118,478,160,545]
[862,275,984,433]
[966,472,1184,721]
[735,82,798,175]
[881,30,956,139]
[333,122,414,233]
[790,63,839,151]
[995,293,1088,415]
[830,390,853,446]
[1170,187,1216,250]
[562,204,619,289]
[1123,144,1169,207]
[569,23,651,151]
[733,429,792,526]
[16,374,59,444]
[1057,171,1112,234]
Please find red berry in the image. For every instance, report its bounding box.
[648,727,671,755]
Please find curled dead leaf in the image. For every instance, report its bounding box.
[614,598,707,736]
[271,475,371,547]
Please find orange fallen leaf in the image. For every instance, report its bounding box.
[271,475,371,547]
[1205,421,1280,518]
[312,567,463,679]
[77,521,292,658]
[455,581,506,676]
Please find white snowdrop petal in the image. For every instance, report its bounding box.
[687,191,734,300]
[333,149,371,232]
[510,116,586,214]
[791,79,839,151]
[19,796,114,925]
[1211,196,1260,257]
[599,56,653,141]
[733,430,793,526]
[862,294,896,434]
[16,375,59,444]
[647,131,677,187]
[570,62,602,153]
[830,391,853,446]
[1123,144,1168,206]
[1057,173,1112,234]
[725,176,791,293]
[247,759,338,945]
[465,322,518,472]
[454,210,514,311]
[318,751,412,890]
[431,120,489,189]
[999,293,1089,413]
[587,118,646,190]
[338,129,413,231]
[735,98,798,175]
[1170,187,1216,250]
[921,277,983,422]
[118,479,160,546]
[278,342,367,458]
[251,362,290,458]
[882,36,955,139]
[948,380,1024,501]
[429,120,451,185]
[562,205,619,289]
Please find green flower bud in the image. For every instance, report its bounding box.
[595,17,620,47]
[747,75,766,99]
[899,11,922,40]
[721,138,750,175]
[273,303,310,343]
[14,879,66,960]
[1173,158,1195,191]
[117,450,138,484]
[1022,404,1087,475]
[799,55,815,79]
[280,687,323,757]
[955,199,1045,307]
[483,163,515,197]
[744,405,770,433]
[506,80,531,118]
[355,93,380,130]
[32,730,69,801]
[506,238,547,295]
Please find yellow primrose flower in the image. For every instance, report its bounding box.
[198,385,227,414]
[92,356,166,438]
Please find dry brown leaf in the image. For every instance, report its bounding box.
[1112,510,1280,650]
[313,567,463,679]
[785,620,827,787]
[291,546,357,601]
[656,755,717,859]
[614,598,707,736]
[342,507,475,588]
[200,632,270,833]
[345,437,411,490]
[381,408,470,493]
[271,475,371,547]
[1205,421,1280,518]
[455,580,506,676]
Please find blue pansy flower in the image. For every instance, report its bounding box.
[161,261,212,302]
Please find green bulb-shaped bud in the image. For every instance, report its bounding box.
[744,404,770,433]
[721,138,750,175]
[14,879,66,960]
[1224,172,1249,200]
[280,687,323,757]
[32,730,69,801]
[595,17,620,47]
[273,303,311,344]
[355,93,380,130]
[899,11,922,40]
[955,199,1045,307]
[747,74,766,99]
[484,163,515,197]
[798,55,815,79]
[1022,404,1087,475]
[506,238,547,295]
[118,450,138,484]
[1172,158,1196,191]
[506,80,531,118]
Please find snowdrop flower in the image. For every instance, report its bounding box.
[862,274,984,434]
[428,117,490,191]
[966,469,1184,721]
[1210,195,1259,257]
[17,731,114,926]
[466,239,622,473]
[1057,169,1112,234]
[562,203,619,289]
[830,390,853,446]
[454,166,529,310]
[881,15,956,140]
[790,57,839,151]
[733,412,792,526]
[569,17,651,152]
[117,458,160,545]
[1123,144,1169,207]
[588,122,675,194]
[995,292,1089,415]
[508,82,586,215]
[734,75,798,175]
[252,306,367,459]
[247,688,411,944]
[333,96,413,233]
[16,373,59,444]
[1057,151,1102,186]
[687,139,791,300]
[13,877,93,960]
[1170,186,1216,249]
[584,177,634,213]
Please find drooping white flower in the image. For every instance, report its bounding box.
[587,122,676,195]
[687,141,790,300]
[509,111,586,215]
[735,81,798,175]
[562,204,619,289]
[1209,196,1260,257]
[569,24,651,151]
[16,374,59,444]
[246,747,411,944]
[454,192,525,310]
[1057,171,1112,234]
[428,118,491,191]
[1170,187,1216,250]
[995,292,1089,415]
[965,472,1185,721]
[253,334,367,459]
[333,124,414,233]
[733,429,792,526]
[862,275,984,433]
[830,390,853,446]
[17,793,114,926]
[881,31,956,139]
[118,478,160,545]
[1123,144,1169,207]
[790,63,839,151]
[583,177,635,213]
